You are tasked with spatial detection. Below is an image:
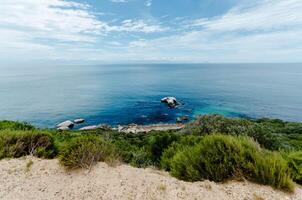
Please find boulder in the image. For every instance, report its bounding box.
[56,120,74,130]
[57,126,71,131]
[117,124,140,134]
[79,125,98,131]
[181,115,189,121]
[161,97,180,108]
[117,125,124,132]
[74,119,85,124]
[176,117,183,123]
[98,124,112,131]
[176,115,189,123]
[79,124,112,131]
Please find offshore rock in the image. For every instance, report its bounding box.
[161,97,180,108]
[56,120,74,130]
[74,119,85,124]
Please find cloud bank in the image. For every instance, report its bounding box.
[0,0,301,63]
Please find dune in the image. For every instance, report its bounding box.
[0,157,301,200]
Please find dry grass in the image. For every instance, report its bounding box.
[157,183,167,192]
[25,159,33,173]
[253,193,265,200]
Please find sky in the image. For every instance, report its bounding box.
[1,0,302,63]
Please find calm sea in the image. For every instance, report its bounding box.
[0,63,301,128]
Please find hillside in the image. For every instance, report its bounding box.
[1,115,302,199]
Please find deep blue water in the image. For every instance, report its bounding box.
[0,63,302,128]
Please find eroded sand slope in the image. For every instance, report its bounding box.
[0,157,301,200]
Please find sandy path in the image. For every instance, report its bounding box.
[0,157,301,200]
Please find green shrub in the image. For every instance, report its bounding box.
[59,136,119,170]
[282,151,302,184]
[181,115,282,150]
[161,135,202,170]
[130,150,153,168]
[0,120,35,131]
[0,130,55,159]
[110,139,138,163]
[246,151,292,190]
[146,132,180,164]
[168,134,293,191]
[182,115,253,135]
[100,130,180,168]
[280,134,302,151]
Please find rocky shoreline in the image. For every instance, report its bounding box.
[57,120,185,134]
[56,97,187,133]
[116,123,185,134]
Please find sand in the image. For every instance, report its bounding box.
[0,157,301,200]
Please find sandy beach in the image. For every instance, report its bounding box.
[0,157,301,200]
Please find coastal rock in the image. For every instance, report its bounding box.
[176,115,189,123]
[181,115,189,121]
[79,125,98,131]
[57,126,71,131]
[56,120,74,130]
[98,124,112,131]
[79,124,112,131]
[117,124,141,134]
[161,97,180,108]
[123,124,140,134]
[118,123,184,134]
[176,117,183,123]
[74,119,85,124]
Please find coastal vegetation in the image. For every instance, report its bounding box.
[0,115,302,191]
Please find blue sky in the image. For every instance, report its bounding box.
[1,0,302,63]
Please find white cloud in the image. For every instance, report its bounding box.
[0,0,110,43]
[0,0,301,63]
[0,0,165,43]
[127,0,302,62]
[0,0,168,62]
[145,0,152,7]
[189,0,302,32]
[116,19,166,33]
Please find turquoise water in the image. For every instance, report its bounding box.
[0,63,301,128]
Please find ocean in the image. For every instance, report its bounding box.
[0,63,301,128]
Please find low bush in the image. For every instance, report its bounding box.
[59,135,119,170]
[130,149,153,168]
[0,120,35,131]
[0,130,55,159]
[167,134,293,191]
[247,151,292,190]
[146,132,180,164]
[160,135,202,170]
[181,115,283,150]
[100,130,180,168]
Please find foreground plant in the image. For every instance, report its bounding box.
[0,130,55,159]
[164,134,294,191]
[59,136,119,170]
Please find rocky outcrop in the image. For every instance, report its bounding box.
[79,125,98,131]
[79,124,112,131]
[161,97,180,108]
[74,119,85,124]
[56,120,74,130]
[176,115,189,123]
[57,118,86,130]
[117,123,184,134]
